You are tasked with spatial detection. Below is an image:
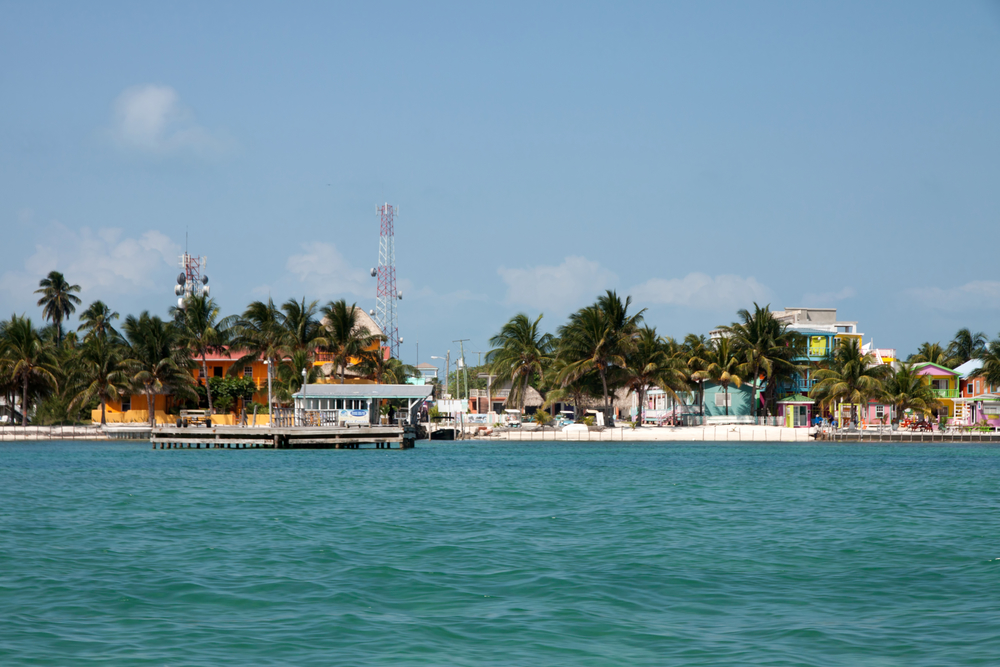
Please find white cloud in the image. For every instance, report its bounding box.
[628,272,772,310]
[0,222,180,302]
[280,242,371,299]
[801,286,856,304]
[905,281,1000,312]
[498,256,617,311]
[108,84,226,155]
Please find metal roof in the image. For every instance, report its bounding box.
[778,394,814,404]
[293,383,434,400]
[953,359,984,378]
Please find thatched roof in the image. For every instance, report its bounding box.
[318,306,384,339]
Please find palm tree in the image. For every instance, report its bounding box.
[947,328,988,365]
[0,315,57,425]
[35,271,82,346]
[77,300,120,342]
[171,295,229,413]
[692,337,743,417]
[321,299,380,383]
[227,298,291,413]
[908,341,957,368]
[274,350,320,405]
[557,291,645,420]
[486,313,554,412]
[281,297,327,354]
[541,356,602,419]
[71,336,130,425]
[971,335,1000,388]
[811,338,890,425]
[882,362,940,420]
[720,303,803,419]
[360,352,418,385]
[682,333,710,417]
[621,326,688,426]
[122,312,196,427]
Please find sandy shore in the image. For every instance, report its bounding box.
[480,424,819,442]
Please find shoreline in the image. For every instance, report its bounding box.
[4,423,1000,444]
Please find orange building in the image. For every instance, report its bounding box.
[93,309,388,424]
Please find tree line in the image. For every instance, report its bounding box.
[485,290,1000,425]
[0,271,415,426]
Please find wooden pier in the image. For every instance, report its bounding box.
[150,425,417,450]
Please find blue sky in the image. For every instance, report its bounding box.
[2,1,999,372]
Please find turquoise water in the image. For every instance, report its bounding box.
[2,441,999,666]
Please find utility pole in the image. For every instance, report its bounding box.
[431,352,449,399]
[453,339,470,402]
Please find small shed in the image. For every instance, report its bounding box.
[778,394,814,428]
[293,383,434,426]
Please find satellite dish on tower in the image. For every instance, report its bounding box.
[370,268,377,277]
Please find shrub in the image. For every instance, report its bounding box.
[532,409,551,426]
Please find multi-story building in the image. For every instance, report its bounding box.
[953,359,1000,426]
[772,307,882,396]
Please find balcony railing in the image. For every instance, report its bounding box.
[932,389,959,398]
[469,389,510,399]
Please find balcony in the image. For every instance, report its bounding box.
[469,389,510,399]
[932,389,959,398]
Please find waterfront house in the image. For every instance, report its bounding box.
[911,362,960,421]
[953,359,1000,426]
[415,363,439,382]
[778,394,814,427]
[771,307,870,397]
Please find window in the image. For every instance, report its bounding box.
[244,366,253,378]
[213,366,223,378]
[121,396,131,412]
[808,336,827,357]
[975,381,980,395]
[714,393,732,407]
[198,367,206,379]
[875,405,884,418]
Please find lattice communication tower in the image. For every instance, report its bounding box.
[370,203,402,359]
[173,253,209,309]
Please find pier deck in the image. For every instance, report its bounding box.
[150,425,417,450]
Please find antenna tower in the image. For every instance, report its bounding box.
[173,253,209,308]
[371,203,402,358]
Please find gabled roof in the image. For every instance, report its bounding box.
[778,394,814,404]
[415,363,438,369]
[912,362,959,376]
[953,359,984,379]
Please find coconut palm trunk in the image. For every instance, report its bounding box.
[146,387,155,427]
[599,366,611,419]
[21,374,29,426]
[201,352,213,412]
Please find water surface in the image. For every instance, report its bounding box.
[2,440,999,665]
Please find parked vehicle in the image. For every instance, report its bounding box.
[503,409,522,428]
